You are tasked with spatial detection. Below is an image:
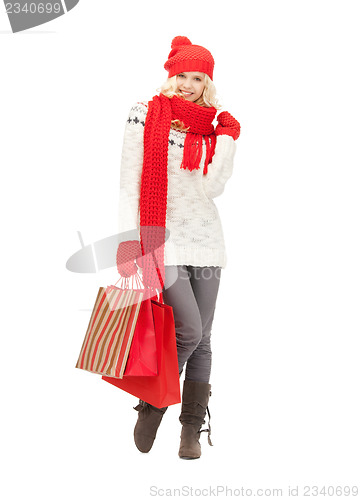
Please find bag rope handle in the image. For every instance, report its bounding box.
[114,271,163,303]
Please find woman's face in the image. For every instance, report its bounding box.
[176,72,206,102]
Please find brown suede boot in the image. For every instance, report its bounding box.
[178,379,213,460]
[133,400,168,453]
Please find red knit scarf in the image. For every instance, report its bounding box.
[139,93,217,293]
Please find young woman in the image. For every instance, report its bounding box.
[116,36,240,459]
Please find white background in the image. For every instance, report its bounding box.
[1,0,360,498]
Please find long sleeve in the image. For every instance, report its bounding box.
[202,134,237,199]
[117,102,148,239]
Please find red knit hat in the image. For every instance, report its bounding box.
[164,36,215,80]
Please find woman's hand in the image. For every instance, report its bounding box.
[215,111,241,141]
[116,240,142,277]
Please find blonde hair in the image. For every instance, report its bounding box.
[158,74,221,131]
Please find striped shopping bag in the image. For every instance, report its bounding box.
[75,285,144,379]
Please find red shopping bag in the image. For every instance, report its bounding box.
[102,296,181,407]
[123,297,157,377]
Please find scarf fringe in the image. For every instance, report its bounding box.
[181,131,217,173]
[203,133,217,175]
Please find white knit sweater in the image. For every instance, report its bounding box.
[117,101,237,269]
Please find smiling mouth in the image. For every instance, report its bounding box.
[180,90,193,96]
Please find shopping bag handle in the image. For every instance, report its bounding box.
[114,272,163,303]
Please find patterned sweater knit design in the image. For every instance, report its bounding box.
[118,101,237,269]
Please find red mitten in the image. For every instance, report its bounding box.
[116,240,142,277]
[215,111,241,140]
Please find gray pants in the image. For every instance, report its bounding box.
[161,265,221,384]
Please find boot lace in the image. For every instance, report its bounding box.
[199,406,213,446]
